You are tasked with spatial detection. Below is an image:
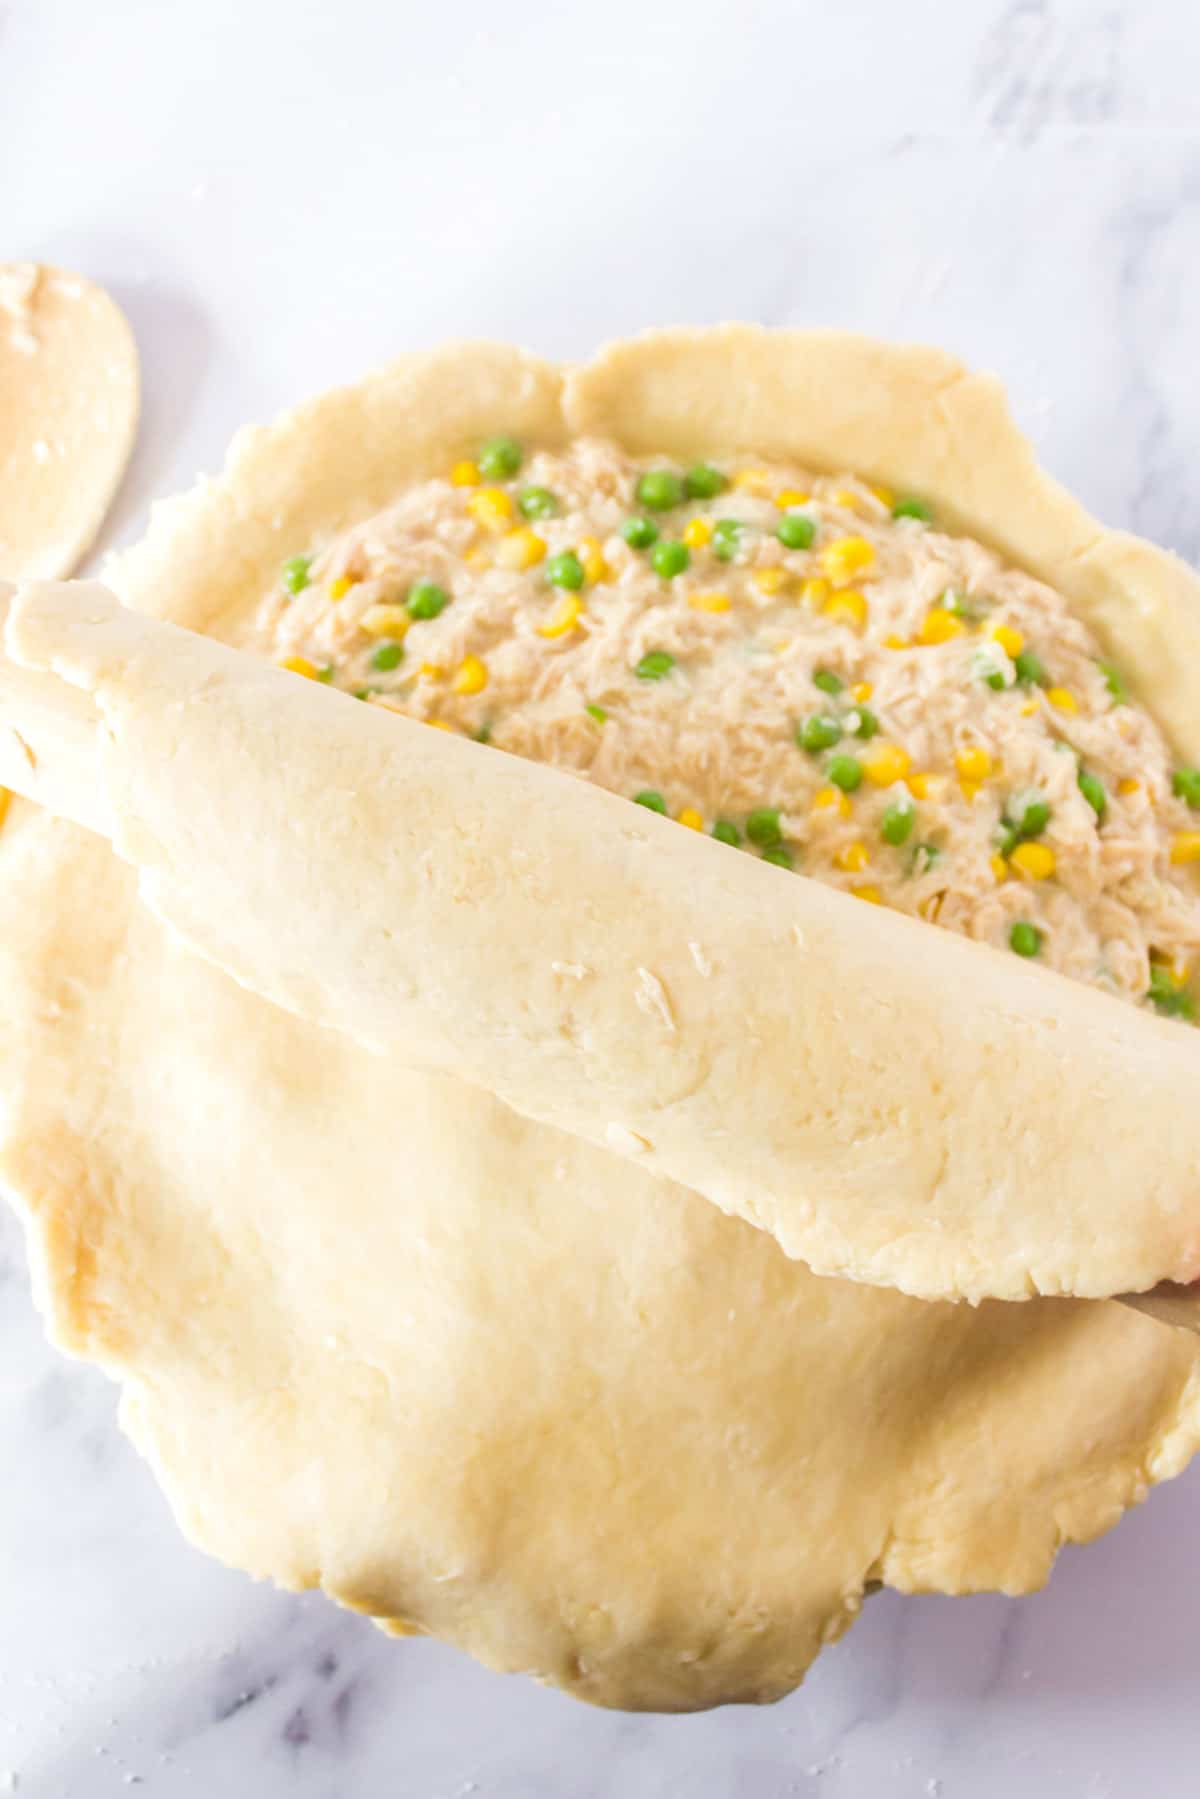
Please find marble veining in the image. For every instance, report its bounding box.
[3,0,1200,1791]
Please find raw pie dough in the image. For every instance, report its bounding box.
[1,329,1200,1709]
[8,331,1200,1301]
[0,263,139,579]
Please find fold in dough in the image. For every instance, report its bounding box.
[9,564,1200,1305]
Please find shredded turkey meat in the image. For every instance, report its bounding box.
[252,437,1200,1021]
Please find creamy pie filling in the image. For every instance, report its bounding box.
[253,436,1200,1021]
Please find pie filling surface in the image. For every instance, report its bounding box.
[254,435,1200,1021]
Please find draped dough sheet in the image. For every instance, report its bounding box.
[2,330,1200,1710]
[3,807,1200,1710]
[9,330,1200,1302]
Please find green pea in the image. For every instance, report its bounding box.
[1014,650,1046,687]
[475,722,493,744]
[813,669,844,696]
[712,519,744,562]
[636,469,684,511]
[283,554,312,595]
[761,844,794,868]
[798,714,842,753]
[1010,920,1043,959]
[827,754,863,794]
[353,687,379,700]
[892,497,933,523]
[478,435,522,480]
[777,513,816,551]
[635,650,676,681]
[881,800,915,846]
[849,705,879,740]
[1005,788,1051,839]
[1078,768,1107,819]
[712,819,741,846]
[407,580,450,620]
[994,821,1018,858]
[683,463,726,500]
[1148,965,1195,1020]
[622,515,659,549]
[316,664,335,683]
[650,540,690,579]
[518,485,558,520]
[546,551,585,590]
[746,808,783,848]
[585,704,607,724]
[370,640,404,672]
[1099,661,1127,703]
[1173,768,1200,809]
[912,842,942,875]
[634,789,668,813]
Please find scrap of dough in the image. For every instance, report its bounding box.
[1,804,1198,1711]
[0,263,139,580]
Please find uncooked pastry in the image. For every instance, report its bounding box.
[2,330,1200,1709]
[6,331,1200,1301]
[2,802,1200,1710]
[0,263,139,579]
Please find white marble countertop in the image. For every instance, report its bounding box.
[3,0,1200,1791]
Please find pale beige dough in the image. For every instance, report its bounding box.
[3,330,1200,1710]
[8,331,1200,1302]
[0,264,139,579]
[2,804,1200,1710]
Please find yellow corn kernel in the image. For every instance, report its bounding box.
[852,884,883,904]
[418,661,445,680]
[328,576,353,601]
[452,654,488,696]
[906,771,945,801]
[1020,697,1039,717]
[990,623,1025,658]
[835,841,870,873]
[863,742,911,786]
[1118,777,1142,796]
[279,655,319,679]
[955,745,993,783]
[426,719,454,731]
[883,633,910,650]
[682,516,714,549]
[832,488,866,513]
[753,566,789,596]
[0,788,10,830]
[812,786,852,819]
[733,466,772,493]
[822,588,869,630]
[1010,841,1057,881]
[538,592,583,638]
[360,604,411,640]
[820,535,876,583]
[774,488,810,509]
[467,486,515,532]
[917,607,965,646]
[960,782,982,803]
[801,577,830,609]
[850,681,874,702]
[464,545,491,569]
[990,852,1009,883]
[578,534,611,585]
[689,590,732,612]
[496,526,547,571]
[677,807,704,831]
[450,459,480,487]
[870,483,895,508]
[1170,832,1200,865]
[1046,686,1078,713]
